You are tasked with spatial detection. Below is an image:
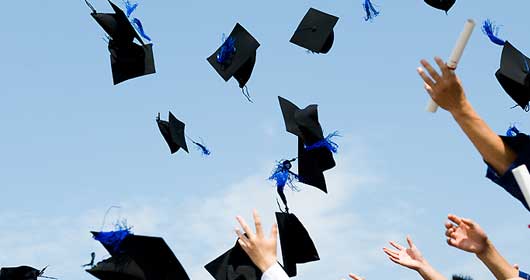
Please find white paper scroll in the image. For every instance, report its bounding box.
[512,164,530,209]
[426,19,476,113]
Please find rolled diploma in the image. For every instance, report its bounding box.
[512,164,530,209]
[426,19,476,113]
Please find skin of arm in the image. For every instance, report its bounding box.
[445,214,519,280]
[383,236,447,280]
[418,57,516,175]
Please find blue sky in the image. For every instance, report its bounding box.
[0,0,528,279]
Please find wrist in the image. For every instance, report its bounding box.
[476,239,494,259]
[449,99,473,118]
[257,258,277,273]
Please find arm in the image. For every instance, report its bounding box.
[445,214,519,280]
[418,57,516,175]
[383,236,446,280]
[235,210,288,280]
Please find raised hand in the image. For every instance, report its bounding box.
[418,57,469,114]
[383,236,427,271]
[235,210,279,273]
[445,214,488,254]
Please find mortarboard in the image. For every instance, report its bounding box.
[0,266,55,280]
[85,0,155,85]
[289,8,339,54]
[156,112,211,156]
[275,212,319,277]
[277,96,337,192]
[482,20,530,111]
[207,23,260,102]
[452,275,473,280]
[88,228,191,280]
[424,0,456,13]
[205,238,262,280]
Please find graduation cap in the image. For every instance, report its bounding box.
[275,212,319,277]
[452,275,473,280]
[277,96,338,193]
[88,227,191,280]
[290,8,339,54]
[207,23,260,102]
[205,238,262,280]
[0,266,56,280]
[424,0,456,13]
[85,0,155,85]
[482,20,530,111]
[156,112,211,156]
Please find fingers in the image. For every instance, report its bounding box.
[270,223,278,240]
[444,221,454,229]
[253,210,264,238]
[434,57,452,76]
[389,241,404,251]
[406,235,414,248]
[461,218,475,228]
[236,215,256,240]
[348,273,364,280]
[383,248,399,259]
[417,67,435,88]
[447,214,462,225]
[235,228,250,246]
[446,237,457,247]
[421,59,442,82]
[514,264,520,270]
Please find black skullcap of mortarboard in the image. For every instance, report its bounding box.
[289,8,339,54]
[424,0,456,13]
[495,41,530,110]
[205,238,262,280]
[156,112,189,154]
[275,212,319,277]
[86,0,155,85]
[207,23,260,90]
[0,267,41,280]
[297,138,332,193]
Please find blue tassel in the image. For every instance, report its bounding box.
[305,131,340,153]
[506,125,520,137]
[93,222,132,255]
[192,140,211,156]
[131,18,151,41]
[123,0,138,17]
[482,19,506,46]
[217,34,236,64]
[363,0,380,21]
[268,160,299,192]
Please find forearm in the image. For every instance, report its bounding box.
[477,240,519,280]
[451,101,516,175]
[417,263,447,280]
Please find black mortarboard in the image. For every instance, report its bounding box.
[86,0,155,85]
[87,255,146,280]
[289,8,339,54]
[275,212,319,277]
[0,266,55,280]
[89,231,190,280]
[495,42,530,110]
[424,0,456,12]
[207,23,260,90]
[156,112,189,154]
[205,238,262,280]
[452,275,473,280]
[278,96,336,191]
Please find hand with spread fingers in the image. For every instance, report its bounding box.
[444,214,488,254]
[383,236,446,280]
[235,210,279,273]
[417,57,468,114]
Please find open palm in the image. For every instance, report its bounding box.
[383,236,426,270]
[445,214,488,254]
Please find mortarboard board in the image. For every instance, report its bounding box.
[290,8,339,54]
[156,112,189,154]
[495,42,530,110]
[89,229,191,280]
[278,96,337,189]
[85,0,155,85]
[424,0,456,13]
[0,266,55,280]
[207,23,260,101]
[482,20,530,110]
[205,238,262,280]
[275,212,319,277]
[452,275,472,280]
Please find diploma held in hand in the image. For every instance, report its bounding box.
[512,164,530,209]
[426,19,476,113]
